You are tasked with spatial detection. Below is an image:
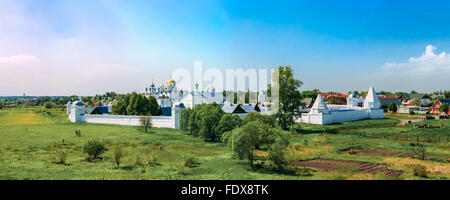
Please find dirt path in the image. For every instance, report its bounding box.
[350,149,447,160]
[291,159,403,177]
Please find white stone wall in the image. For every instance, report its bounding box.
[84,115,173,128]
[299,109,384,125]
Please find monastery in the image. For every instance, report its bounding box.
[298,86,384,124]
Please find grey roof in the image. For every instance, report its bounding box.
[240,104,256,113]
[222,104,246,113]
[379,98,401,107]
[90,106,109,114]
[401,93,430,99]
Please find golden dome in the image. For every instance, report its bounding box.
[160,83,165,87]
[166,78,175,86]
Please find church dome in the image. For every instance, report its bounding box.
[160,83,165,88]
[166,78,175,87]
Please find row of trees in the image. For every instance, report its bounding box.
[111,92,159,116]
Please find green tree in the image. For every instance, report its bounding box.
[180,108,192,131]
[215,114,242,137]
[388,102,398,113]
[44,102,55,109]
[83,140,106,160]
[439,103,449,114]
[198,104,224,141]
[409,98,420,106]
[274,66,303,130]
[139,115,152,133]
[226,121,285,167]
[328,97,341,105]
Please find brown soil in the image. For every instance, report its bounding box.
[350,149,447,160]
[291,158,403,177]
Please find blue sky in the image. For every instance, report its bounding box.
[1,0,450,95]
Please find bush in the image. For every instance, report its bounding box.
[412,165,428,178]
[55,150,67,164]
[83,140,107,160]
[268,142,287,170]
[409,110,415,115]
[44,102,55,109]
[388,102,397,113]
[111,145,124,169]
[75,130,81,137]
[182,155,198,168]
[135,155,147,172]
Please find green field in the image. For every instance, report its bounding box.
[0,108,448,180]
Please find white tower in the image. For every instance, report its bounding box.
[364,86,381,109]
[69,101,86,122]
[171,102,185,129]
[310,94,330,114]
[347,94,359,109]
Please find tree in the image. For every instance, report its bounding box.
[328,97,341,105]
[139,115,152,133]
[274,66,303,130]
[83,140,106,160]
[228,122,265,166]
[44,102,55,109]
[409,98,420,106]
[111,144,124,169]
[388,102,398,113]
[301,89,320,98]
[111,92,158,116]
[242,111,276,128]
[180,108,192,131]
[268,136,290,170]
[227,121,287,167]
[198,104,224,141]
[439,103,449,114]
[215,114,242,137]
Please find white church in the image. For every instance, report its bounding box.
[298,86,384,124]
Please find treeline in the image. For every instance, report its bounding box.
[111,92,158,116]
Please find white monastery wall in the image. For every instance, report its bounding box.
[84,115,173,128]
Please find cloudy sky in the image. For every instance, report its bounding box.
[1,0,450,96]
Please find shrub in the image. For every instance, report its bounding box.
[44,102,55,109]
[111,145,124,169]
[135,155,147,172]
[268,142,287,170]
[412,143,426,160]
[139,116,152,133]
[409,110,415,115]
[56,150,67,164]
[75,130,81,137]
[182,155,198,168]
[412,165,428,178]
[83,139,107,160]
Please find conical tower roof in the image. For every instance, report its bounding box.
[364,86,380,104]
[311,94,329,113]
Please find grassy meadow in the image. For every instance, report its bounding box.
[0,108,448,180]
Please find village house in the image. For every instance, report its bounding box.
[398,93,431,107]
[431,99,450,114]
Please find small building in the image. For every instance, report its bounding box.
[222,103,247,118]
[398,106,420,113]
[300,98,315,110]
[431,99,450,114]
[240,104,260,113]
[89,106,110,115]
[398,93,431,107]
[379,97,400,112]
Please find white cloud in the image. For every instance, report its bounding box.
[0,55,40,65]
[382,45,450,74]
